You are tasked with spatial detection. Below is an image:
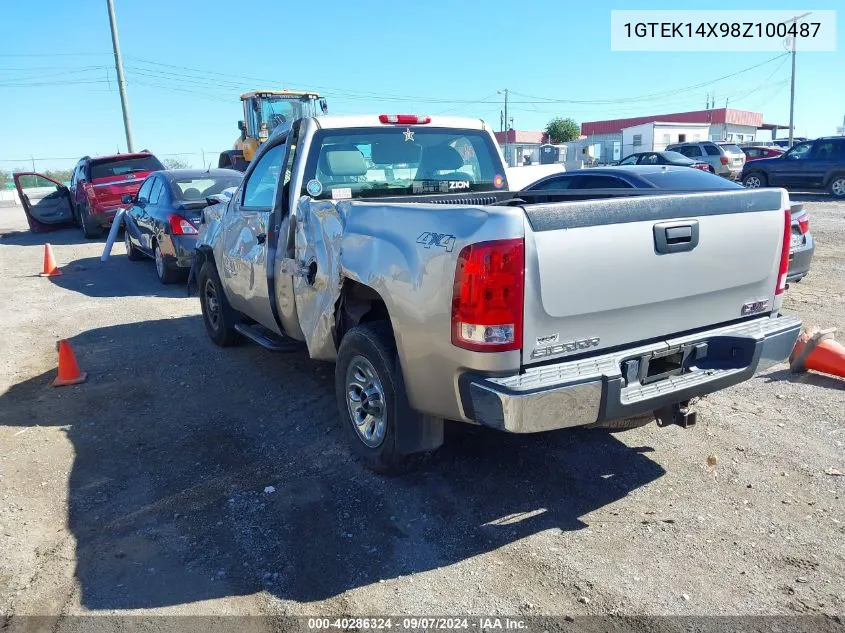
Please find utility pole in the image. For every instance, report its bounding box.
[498,88,509,164]
[783,12,811,147]
[106,0,135,152]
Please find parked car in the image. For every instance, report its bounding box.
[741,146,785,162]
[193,114,799,473]
[123,169,242,283]
[771,137,809,149]
[524,166,814,282]
[666,141,746,179]
[67,152,165,238]
[616,151,711,171]
[788,204,814,282]
[741,136,845,197]
[522,165,741,192]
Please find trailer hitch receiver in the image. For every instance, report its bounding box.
[654,401,697,429]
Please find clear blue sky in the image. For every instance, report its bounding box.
[1,0,842,171]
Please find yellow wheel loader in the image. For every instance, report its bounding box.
[218,90,327,171]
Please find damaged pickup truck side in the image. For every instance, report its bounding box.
[194,113,801,473]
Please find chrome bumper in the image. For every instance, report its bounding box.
[462,315,801,433]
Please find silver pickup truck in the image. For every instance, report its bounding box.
[194,114,801,473]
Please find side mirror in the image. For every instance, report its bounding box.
[237,120,245,132]
[319,98,329,115]
[121,193,133,204]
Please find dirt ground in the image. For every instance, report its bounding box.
[1,197,843,629]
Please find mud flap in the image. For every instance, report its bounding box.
[394,352,444,454]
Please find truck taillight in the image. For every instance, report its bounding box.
[720,156,729,165]
[379,114,431,124]
[451,238,524,352]
[776,209,790,296]
[796,212,809,234]
[169,214,198,235]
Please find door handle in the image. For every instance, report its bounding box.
[654,220,699,254]
[256,233,266,244]
[665,226,692,244]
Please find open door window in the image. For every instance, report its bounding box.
[13,172,74,233]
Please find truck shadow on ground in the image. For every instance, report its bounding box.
[0,316,665,609]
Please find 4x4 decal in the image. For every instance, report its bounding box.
[417,232,456,252]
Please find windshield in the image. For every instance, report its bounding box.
[302,127,505,200]
[719,144,743,154]
[260,97,303,132]
[661,151,692,163]
[170,175,242,201]
[90,155,164,180]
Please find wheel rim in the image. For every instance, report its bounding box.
[832,178,845,196]
[154,245,164,278]
[745,175,761,188]
[345,356,387,448]
[203,279,220,331]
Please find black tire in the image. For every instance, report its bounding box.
[828,174,845,198]
[79,204,101,239]
[198,261,241,346]
[124,226,143,261]
[153,241,182,284]
[587,413,655,432]
[742,172,767,189]
[335,322,432,474]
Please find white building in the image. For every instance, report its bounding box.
[621,122,712,157]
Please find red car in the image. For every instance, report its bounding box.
[15,151,165,237]
[741,146,785,162]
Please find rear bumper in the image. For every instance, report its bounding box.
[787,234,814,281]
[461,314,801,433]
[168,235,198,269]
[89,206,122,227]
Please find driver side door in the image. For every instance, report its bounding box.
[219,141,286,332]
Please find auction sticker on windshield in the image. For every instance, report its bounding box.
[331,187,352,200]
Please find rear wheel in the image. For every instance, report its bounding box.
[743,172,767,188]
[828,175,845,198]
[153,242,181,284]
[79,204,101,239]
[335,322,433,474]
[198,262,241,346]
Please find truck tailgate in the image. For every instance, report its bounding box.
[521,188,788,366]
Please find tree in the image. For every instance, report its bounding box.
[544,117,580,144]
[163,157,191,170]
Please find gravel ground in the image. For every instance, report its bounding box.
[0,197,843,629]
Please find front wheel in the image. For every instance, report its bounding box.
[335,322,433,474]
[124,226,143,261]
[743,172,767,188]
[828,175,845,198]
[198,262,241,346]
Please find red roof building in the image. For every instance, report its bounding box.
[582,108,785,137]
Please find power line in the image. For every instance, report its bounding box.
[509,53,788,106]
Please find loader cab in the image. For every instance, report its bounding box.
[240,91,327,162]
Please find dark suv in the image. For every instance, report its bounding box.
[741,136,845,198]
[68,152,165,237]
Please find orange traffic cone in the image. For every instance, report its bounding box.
[789,328,845,379]
[51,340,87,387]
[39,243,62,277]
